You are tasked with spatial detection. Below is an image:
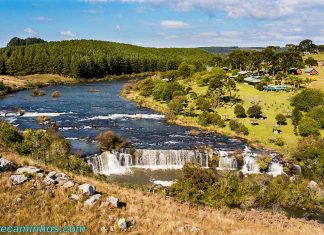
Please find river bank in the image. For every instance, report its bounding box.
[121,87,285,155]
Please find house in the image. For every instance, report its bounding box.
[237,71,249,76]
[304,68,319,75]
[243,76,261,85]
[288,68,302,75]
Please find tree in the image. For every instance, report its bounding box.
[177,62,192,78]
[307,105,324,128]
[291,108,303,126]
[234,104,246,118]
[291,89,324,111]
[96,130,125,150]
[168,96,186,115]
[298,117,320,137]
[247,105,262,118]
[275,114,287,125]
[196,97,212,111]
[293,136,324,180]
[299,39,316,53]
[304,57,318,67]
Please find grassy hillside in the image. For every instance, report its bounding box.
[1,151,323,235]
[0,40,213,79]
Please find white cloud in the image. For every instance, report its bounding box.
[24,28,35,34]
[160,20,190,29]
[60,30,76,38]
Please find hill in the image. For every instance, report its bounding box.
[0,40,213,79]
[198,46,265,54]
[1,152,323,235]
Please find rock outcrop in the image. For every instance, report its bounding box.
[16,166,41,175]
[78,183,96,195]
[0,158,16,172]
[10,174,28,185]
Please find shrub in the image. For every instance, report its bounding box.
[247,105,262,118]
[307,105,324,128]
[198,112,210,126]
[291,89,324,112]
[257,155,272,171]
[269,136,285,146]
[298,117,320,137]
[198,112,225,127]
[168,96,185,115]
[152,81,185,101]
[177,62,192,78]
[0,121,23,150]
[96,130,125,151]
[229,120,249,135]
[234,104,246,118]
[275,114,287,125]
[31,88,45,97]
[51,91,61,98]
[293,136,324,180]
[291,108,303,126]
[196,97,212,111]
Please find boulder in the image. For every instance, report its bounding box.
[0,158,16,172]
[107,196,119,208]
[70,194,81,201]
[190,227,200,234]
[16,166,41,175]
[44,177,56,185]
[62,181,75,189]
[47,171,57,179]
[78,183,96,195]
[308,181,319,190]
[10,174,28,185]
[117,218,127,231]
[84,194,101,206]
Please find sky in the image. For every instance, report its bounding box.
[0,0,324,48]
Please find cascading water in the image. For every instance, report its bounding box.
[217,151,238,170]
[241,146,260,174]
[267,160,284,177]
[88,149,211,175]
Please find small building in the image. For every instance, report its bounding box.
[288,68,302,75]
[237,71,249,76]
[243,76,261,85]
[305,68,319,75]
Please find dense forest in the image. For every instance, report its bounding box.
[7,37,47,47]
[0,40,213,78]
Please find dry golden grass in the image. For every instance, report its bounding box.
[1,152,323,235]
[0,74,77,90]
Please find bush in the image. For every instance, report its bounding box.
[96,130,125,151]
[198,112,225,127]
[0,121,23,150]
[196,97,212,111]
[269,136,285,146]
[135,78,156,97]
[291,89,324,112]
[152,81,185,101]
[247,105,262,118]
[298,117,320,137]
[51,91,61,98]
[234,104,246,118]
[293,136,324,180]
[275,114,287,125]
[257,155,272,171]
[229,120,249,135]
[31,88,45,97]
[168,96,185,115]
[291,108,303,126]
[307,105,324,128]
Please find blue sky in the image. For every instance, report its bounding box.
[0,0,324,48]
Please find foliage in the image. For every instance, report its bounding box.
[247,105,262,118]
[291,108,303,126]
[293,136,324,180]
[152,81,185,101]
[7,37,47,47]
[269,136,285,146]
[0,121,23,150]
[177,62,192,78]
[229,120,249,135]
[168,96,186,115]
[135,78,157,97]
[0,40,212,78]
[169,163,323,212]
[196,97,212,111]
[198,112,225,127]
[234,104,246,118]
[257,155,272,171]
[307,105,324,128]
[96,130,126,151]
[304,57,318,66]
[291,89,324,112]
[275,113,287,125]
[298,117,320,137]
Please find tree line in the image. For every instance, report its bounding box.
[0,39,213,79]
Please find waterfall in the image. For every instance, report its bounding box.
[268,160,284,177]
[88,149,211,175]
[217,151,238,170]
[241,146,260,174]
